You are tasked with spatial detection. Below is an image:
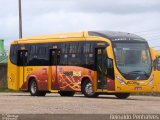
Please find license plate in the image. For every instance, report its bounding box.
[134,87,142,90]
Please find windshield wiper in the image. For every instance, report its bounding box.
[140,71,149,78]
[126,71,140,74]
[126,70,149,78]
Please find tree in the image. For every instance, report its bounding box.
[0,39,6,56]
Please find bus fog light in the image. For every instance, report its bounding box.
[148,75,154,85]
[116,74,126,85]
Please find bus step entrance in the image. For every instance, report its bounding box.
[97,80,107,89]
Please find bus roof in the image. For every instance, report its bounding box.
[88,31,146,42]
[11,32,86,44]
[12,31,146,44]
[20,32,84,40]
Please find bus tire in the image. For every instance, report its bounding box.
[29,79,41,96]
[115,93,130,99]
[82,79,99,98]
[59,91,75,96]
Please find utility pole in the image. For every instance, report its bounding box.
[19,0,22,38]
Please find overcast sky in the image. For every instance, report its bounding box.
[0,0,160,49]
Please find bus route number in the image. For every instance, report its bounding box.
[64,71,81,77]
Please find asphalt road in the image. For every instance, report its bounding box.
[0,92,160,114]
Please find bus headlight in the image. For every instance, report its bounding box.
[148,75,154,85]
[116,74,126,85]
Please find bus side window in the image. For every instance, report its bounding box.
[28,45,37,66]
[157,57,160,71]
[60,43,68,53]
[78,42,83,64]
[60,43,68,65]
[37,44,49,65]
[67,42,81,65]
[77,42,82,53]
[83,42,94,65]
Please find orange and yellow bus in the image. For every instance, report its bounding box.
[151,49,160,92]
[8,31,154,99]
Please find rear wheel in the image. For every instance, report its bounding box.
[29,79,46,96]
[59,91,75,96]
[115,93,130,99]
[82,79,99,98]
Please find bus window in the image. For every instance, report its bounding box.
[17,50,28,66]
[68,42,81,65]
[38,45,49,65]
[28,45,38,66]
[60,54,68,65]
[83,42,94,65]
[61,43,66,54]
[77,43,82,53]
[60,43,68,65]
[28,44,49,66]
[30,45,37,55]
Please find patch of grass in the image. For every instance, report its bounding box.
[0,87,15,92]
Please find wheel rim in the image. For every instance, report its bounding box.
[85,82,94,95]
[31,81,37,94]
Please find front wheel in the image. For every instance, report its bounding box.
[82,80,99,98]
[115,93,130,99]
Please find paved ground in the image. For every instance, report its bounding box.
[0,92,160,114]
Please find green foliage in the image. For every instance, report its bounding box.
[0,39,6,56]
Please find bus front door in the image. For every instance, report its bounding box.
[17,50,28,89]
[95,48,106,89]
[50,49,60,90]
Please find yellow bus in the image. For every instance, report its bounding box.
[152,50,160,92]
[8,31,154,99]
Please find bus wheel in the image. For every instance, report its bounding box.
[29,79,41,96]
[82,79,99,98]
[59,91,75,96]
[115,93,130,99]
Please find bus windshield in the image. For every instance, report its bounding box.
[113,42,152,80]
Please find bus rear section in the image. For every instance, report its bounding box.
[8,31,154,99]
[8,44,26,91]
